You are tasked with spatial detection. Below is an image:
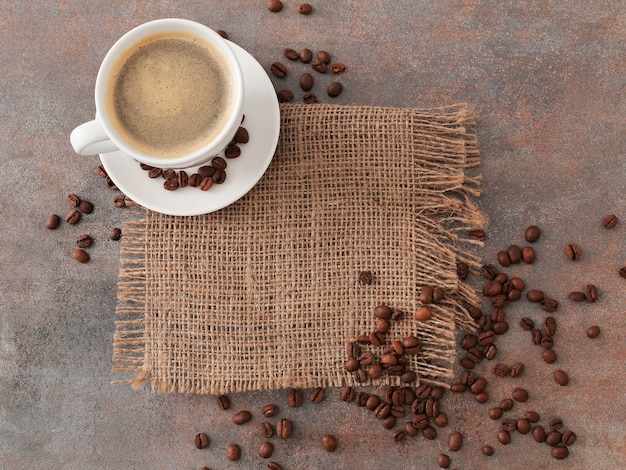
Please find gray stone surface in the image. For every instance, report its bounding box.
[1,1,624,469]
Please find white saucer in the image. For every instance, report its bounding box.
[100,41,280,216]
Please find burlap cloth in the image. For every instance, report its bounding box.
[112,103,485,394]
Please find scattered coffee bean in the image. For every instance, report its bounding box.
[510,362,524,377]
[233,127,249,144]
[216,29,227,39]
[340,386,355,402]
[163,179,179,191]
[526,289,544,302]
[448,432,463,451]
[114,195,126,208]
[501,418,517,432]
[97,163,108,177]
[78,200,93,214]
[586,325,600,338]
[493,363,509,377]
[225,145,241,159]
[259,441,274,459]
[541,298,558,313]
[568,291,586,302]
[327,82,343,97]
[267,462,283,470]
[260,422,274,438]
[546,430,563,446]
[331,63,346,74]
[434,412,448,427]
[493,321,509,335]
[438,453,451,468]
[76,234,93,248]
[276,418,293,439]
[525,411,540,423]
[322,434,337,452]
[422,426,437,440]
[550,418,564,431]
[497,250,511,267]
[268,0,283,12]
[232,410,252,425]
[148,167,162,178]
[457,262,469,279]
[519,317,535,330]
[199,177,213,191]
[525,225,541,242]
[65,209,81,225]
[194,432,209,449]
[521,246,536,264]
[532,425,547,442]
[517,418,531,434]
[414,306,432,321]
[469,229,486,241]
[489,407,503,420]
[298,3,313,15]
[277,89,293,102]
[512,388,529,402]
[110,227,121,241]
[554,370,569,386]
[177,170,189,188]
[311,58,327,73]
[67,193,81,207]
[262,404,278,418]
[358,270,373,284]
[270,62,287,77]
[226,444,241,461]
[541,335,554,349]
[544,316,557,336]
[603,214,617,229]
[552,445,569,459]
[45,214,60,230]
[620,267,626,279]
[498,430,511,445]
[300,48,313,63]
[565,243,581,261]
[562,430,577,446]
[283,48,299,60]
[310,387,325,404]
[450,383,466,393]
[542,348,557,364]
[216,394,230,410]
[162,168,177,180]
[482,445,494,456]
[303,92,318,103]
[72,248,89,263]
[584,284,598,302]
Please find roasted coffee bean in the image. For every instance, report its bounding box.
[468,347,482,363]
[374,304,393,319]
[368,364,383,379]
[552,445,569,459]
[434,412,448,427]
[494,363,509,377]
[484,343,497,360]
[438,454,451,468]
[461,371,476,386]
[478,315,492,332]
[212,169,227,184]
[525,225,541,242]
[544,317,557,336]
[541,298,559,313]
[72,248,89,263]
[319,434,337,452]
[268,0,283,12]
[512,388,529,402]
[78,200,94,214]
[188,173,201,187]
[283,48,299,60]
[391,405,406,418]
[412,413,429,429]
[391,429,405,442]
[226,444,241,461]
[620,266,626,279]
[491,294,509,309]
[510,277,525,291]
[176,170,188,188]
[520,317,535,330]
[194,432,209,449]
[493,321,509,335]
[375,318,390,334]
[310,387,325,404]
[521,246,536,264]
[404,421,419,436]
[488,407,503,420]
[498,430,511,445]
[469,229,486,241]
[391,309,405,321]
[267,462,283,470]
[300,48,313,63]
[374,402,391,419]
[562,430,576,445]
[501,418,517,432]
[554,370,569,386]
[259,441,274,458]
[483,280,502,297]
[346,341,360,359]
[532,328,543,345]
[603,214,617,229]
[358,351,374,367]
[568,291,586,301]
[262,404,278,417]
[499,398,514,411]
[233,126,249,144]
[67,193,81,207]
[497,250,511,267]
[98,163,109,176]
[565,243,581,261]
[114,195,126,208]
[541,335,554,349]
[199,177,214,191]
[391,340,404,355]
[344,358,359,372]
[162,168,177,180]
[482,445,495,456]
[543,348,557,363]
[65,209,81,225]
[358,270,373,285]
[450,383,466,393]
[340,386,355,402]
[315,50,330,64]
[527,289,545,302]
[550,418,564,430]
[546,430,563,446]
[457,262,469,279]
[517,418,531,434]
[110,227,121,241]
[508,245,522,264]
[469,377,487,394]
[330,63,346,74]
[105,176,117,189]
[401,370,417,383]
[420,285,434,304]
[277,90,293,103]
[76,234,93,248]
[507,289,522,301]
[365,394,380,411]
[482,263,498,280]
[216,29,227,39]
[355,334,370,345]
[510,362,525,377]
[533,425,547,442]
[232,410,252,425]
[45,214,60,230]
[298,72,314,91]
[585,284,598,302]
[460,357,475,369]
[475,392,489,403]
[270,62,287,77]
[414,306,432,321]
[276,418,293,439]
[422,426,437,440]
[163,179,179,191]
[353,368,367,383]
[468,306,482,320]
[311,59,327,73]
[478,331,496,346]
[327,82,344,97]
[525,411,540,423]
[148,167,162,178]
[433,287,445,301]
[586,325,601,338]
[461,334,477,350]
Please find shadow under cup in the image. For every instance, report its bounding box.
[96,19,244,169]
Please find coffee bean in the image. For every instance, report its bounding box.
[187,174,201,187]
[469,229,486,241]
[501,418,517,432]
[370,331,385,347]
[546,430,562,446]
[521,246,536,264]
[76,234,93,248]
[298,3,313,14]
[584,284,598,302]
[554,370,569,386]
[484,343,497,360]
[97,163,108,177]
[199,176,213,191]
[565,243,581,261]
[72,248,89,263]
[552,445,569,459]
[316,51,331,64]
[457,262,469,279]
[175,170,188,188]
[461,371,476,386]
[367,364,382,379]
[216,29,227,39]
[519,317,535,330]
[525,225,541,242]
[374,304,392,319]
[497,250,511,267]
[260,422,274,438]
[469,377,487,394]
[491,294,509,309]
[482,263,498,280]
[541,335,554,349]
[214,170,226,184]
[310,387,325,404]
[517,418,531,434]
[620,266,626,279]
[268,0,283,12]
[461,334,477,350]
[78,200,93,214]
[512,388,529,402]
[586,325,600,338]
[358,270,373,285]
[194,432,209,449]
[114,195,126,208]
[270,62,287,77]
[493,363,509,377]
[401,370,417,383]
[162,168,176,180]
[283,48,299,60]
[110,227,121,241]
[45,214,60,230]
[311,58,327,73]
[507,289,522,301]
[510,362,525,377]
[542,348,557,363]
[276,418,293,439]
[541,298,559,313]
[262,404,277,417]
[603,214,617,229]
[163,179,179,191]
[482,445,494,456]
[438,454,451,468]
[322,434,337,452]
[353,367,367,383]
[497,430,511,445]
[568,291,586,302]
[303,92,318,103]
[105,176,117,189]
[450,383,466,393]
[483,280,502,297]
[340,386,355,402]
[148,167,162,178]
[488,407,503,420]
[422,426,437,440]
[232,410,252,425]
[420,285,434,304]
[493,321,509,335]
[544,316,557,336]
[510,277,525,291]
[226,444,241,461]
[259,441,274,459]
[277,89,293,103]
[67,193,81,207]
[562,430,577,445]
[525,411,540,423]
[65,209,81,225]
[267,462,283,470]
[390,429,405,442]
[216,394,230,410]
[327,82,343,97]
[414,306,432,321]
[550,418,564,430]
[531,328,543,345]
[300,48,313,63]
[532,425,546,442]
[198,166,215,178]
[526,289,545,302]
[233,127,249,144]
[331,63,346,74]
[434,412,448,427]
[383,414,398,429]
[375,318,390,334]
[447,431,463,451]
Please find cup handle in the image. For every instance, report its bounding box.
[70,119,119,155]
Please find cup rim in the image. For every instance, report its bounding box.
[94,18,244,168]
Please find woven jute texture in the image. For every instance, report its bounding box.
[112,103,485,394]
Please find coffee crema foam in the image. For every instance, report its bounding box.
[106,32,233,159]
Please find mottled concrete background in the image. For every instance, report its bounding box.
[1,1,624,469]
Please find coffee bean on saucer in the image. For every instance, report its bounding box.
[234,127,249,144]
[76,234,93,248]
[214,170,227,184]
[148,167,162,178]
[284,48,299,60]
[188,174,201,187]
[270,62,287,78]
[298,3,313,15]
[300,73,314,91]
[162,169,177,180]
[78,200,94,214]
[45,214,60,230]
[177,170,188,188]
[110,227,121,241]
[603,214,617,228]
[65,209,81,225]
[72,248,89,263]
[211,156,227,170]
[163,179,179,191]
[268,0,283,12]
[525,225,541,242]
[194,432,209,449]
[67,193,81,207]
[277,90,294,102]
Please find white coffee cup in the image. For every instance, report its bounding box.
[70,18,244,169]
